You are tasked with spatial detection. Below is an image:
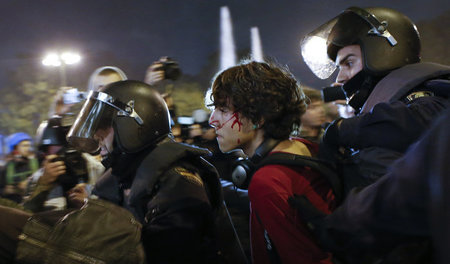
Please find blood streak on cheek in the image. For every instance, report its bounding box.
[213,112,240,131]
[230,113,243,132]
[237,139,241,144]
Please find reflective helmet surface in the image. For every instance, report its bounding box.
[301,6,421,79]
[106,81,171,153]
[68,80,171,154]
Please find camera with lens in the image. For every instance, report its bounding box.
[52,147,89,192]
[155,56,182,81]
[63,88,87,105]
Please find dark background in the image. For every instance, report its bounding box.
[0,0,448,137]
[1,0,448,89]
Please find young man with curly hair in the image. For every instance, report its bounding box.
[208,61,335,264]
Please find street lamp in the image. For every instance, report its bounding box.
[42,51,81,86]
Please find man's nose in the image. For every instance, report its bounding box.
[336,69,348,85]
[209,110,218,128]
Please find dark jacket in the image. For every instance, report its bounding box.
[325,62,450,193]
[93,139,247,264]
[317,62,450,263]
[320,108,450,264]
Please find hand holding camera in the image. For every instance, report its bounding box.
[40,154,66,186]
[145,56,181,85]
[63,88,86,105]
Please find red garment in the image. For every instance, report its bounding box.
[248,138,334,264]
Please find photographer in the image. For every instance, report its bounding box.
[144,56,181,86]
[145,57,182,125]
[22,116,91,212]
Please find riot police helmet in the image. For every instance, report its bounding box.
[301,6,421,79]
[67,80,171,154]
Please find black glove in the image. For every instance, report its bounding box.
[322,119,341,149]
[319,118,344,164]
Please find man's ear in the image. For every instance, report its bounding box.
[252,118,265,130]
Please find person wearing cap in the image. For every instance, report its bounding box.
[0,133,38,203]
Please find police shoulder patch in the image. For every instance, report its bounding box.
[174,167,204,187]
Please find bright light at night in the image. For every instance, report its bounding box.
[42,53,62,66]
[61,52,81,65]
[42,51,81,67]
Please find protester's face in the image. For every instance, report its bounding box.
[16,140,32,157]
[301,100,326,128]
[209,105,255,153]
[93,73,122,91]
[94,127,114,159]
[335,45,363,85]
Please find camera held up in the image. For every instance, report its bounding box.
[154,56,182,81]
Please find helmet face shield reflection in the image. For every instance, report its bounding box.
[67,92,118,153]
[301,7,401,80]
[300,16,338,79]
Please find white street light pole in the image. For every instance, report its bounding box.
[42,52,81,87]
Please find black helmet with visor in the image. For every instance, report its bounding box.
[67,80,171,154]
[301,6,421,79]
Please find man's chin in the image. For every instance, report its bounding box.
[218,144,234,153]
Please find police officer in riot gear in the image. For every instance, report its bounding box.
[294,6,450,263]
[67,80,247,263]
[301,6,450,192]
[302,7,422,113]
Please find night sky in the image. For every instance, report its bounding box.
[0,0,449,90]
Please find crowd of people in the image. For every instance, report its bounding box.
[0,5,449,264]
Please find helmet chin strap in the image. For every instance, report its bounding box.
[342,70,382,114]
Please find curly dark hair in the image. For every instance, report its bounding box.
[209,61,307,139]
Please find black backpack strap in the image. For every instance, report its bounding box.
[256,152,343,204]
[254,211,282,264]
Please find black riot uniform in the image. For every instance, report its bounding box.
[67,80,247,263]
[301,7,450,190]
[297,6,450,263]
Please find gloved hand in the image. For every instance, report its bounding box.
[322,119,341,149]
[319,118,343,162]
